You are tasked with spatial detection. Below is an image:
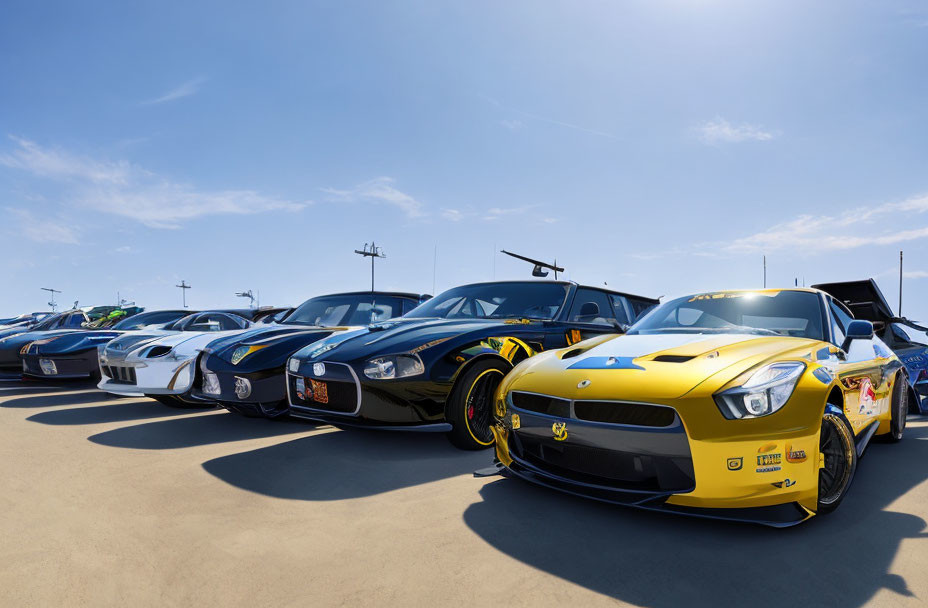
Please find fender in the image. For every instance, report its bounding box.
[448,336,537,384]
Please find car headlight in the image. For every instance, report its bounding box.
[288,357,300,373]
[714,361,805,419]
[230,344,267,365]
[363,354,424,380]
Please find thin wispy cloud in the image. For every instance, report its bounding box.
[723,194,928,254]
[322,177,425,218]
[480,94,618,140]
[695,117,779,145]
[6,208,79,244]
[441,208,465,222]
[0,137,306,229]
[141,77,206,105]
[484,204,537,221]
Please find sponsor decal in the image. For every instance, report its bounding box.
[756,465,782,473]
[757,443,777,454]
[757,453,782,467]
[511,413,521,430]
[785,445,807,463]
[309,379,329,404]
[577,379,591,389]
[771,479,796,489]
[312,362,326,377]
[727,457,743,471]
[552,421,568,441]
[858,377,876,414]
[233,376,252,400]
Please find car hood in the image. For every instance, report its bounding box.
[36,330,124,354]
[128,329,249,357]
[303,317,544,362]
[0,329,83,351]
[207,324,352,364]
[502,332,822,402]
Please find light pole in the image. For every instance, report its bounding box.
[354,242,386,292]
[176,280,191,308]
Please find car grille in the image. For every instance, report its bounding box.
[290,362,359,415]
[104,366,137,385]
[510,392,676,428]
[573,400,676,427]
[510,434,695,492]
[511,392,571,418]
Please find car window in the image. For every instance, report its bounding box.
[65,313,86,328]
[568,289,618,326]
[608,296,632,326]
[405,283,569,321]
[829,299,855,346]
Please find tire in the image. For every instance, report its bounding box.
[888,374,907,443]
[817,412,858,514]
[445,359,510,450]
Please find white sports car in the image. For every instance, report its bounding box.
[98,310,266,406]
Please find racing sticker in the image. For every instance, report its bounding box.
[858,377,876,415]
[785,444,807,463]
[726,457,743,471]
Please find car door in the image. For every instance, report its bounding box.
[827,297,893,434]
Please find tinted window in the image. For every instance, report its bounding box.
[285,295,406,327]
[113,311,189,330]
[64,313,86,328]
[629,291,826,340]
[568,289,618,326]
[405,283,569,321]
[608,296,631,326]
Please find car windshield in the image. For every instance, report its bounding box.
[628,290,826,340]
[112,311,188,330]
[404,282,569,321]
[284,295,407,327]
[32,313,66,330]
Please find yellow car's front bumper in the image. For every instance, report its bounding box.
[492,385,827,526]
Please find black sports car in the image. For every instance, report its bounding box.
[0,308,126,373]
[192,291,428,418]
[284,281,658,449]
[20,309,193,380]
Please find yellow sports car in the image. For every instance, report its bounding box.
[490,288,912,526]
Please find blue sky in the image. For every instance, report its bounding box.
[2,1,928,318]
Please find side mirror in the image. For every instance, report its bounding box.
[841,320,874,352]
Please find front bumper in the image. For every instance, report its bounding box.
[493,399,821,526]
[21,349,99,379]
[98,355,198,396]
[191,360,289,417]
[284,361,450,427]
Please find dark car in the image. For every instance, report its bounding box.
[814,278,928,414]
[20,309,193,380]
[192,292,428,418]
[0,308,105,373]
[284,280,658,449]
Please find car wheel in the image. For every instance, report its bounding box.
[888,374,907,443]
[446,359,510,450]
[817,412,857,514]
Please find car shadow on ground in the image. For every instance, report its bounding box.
[0,388,110,408]
[26,400,199,426]
[462,424,928,608]
[202,428,492,500]
[87,410,311,449]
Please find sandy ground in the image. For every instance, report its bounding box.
[1,380,927,608]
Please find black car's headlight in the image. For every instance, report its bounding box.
[363,354,424,380]
[714,361,805,419]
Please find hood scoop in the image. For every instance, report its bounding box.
[651,354,696,363]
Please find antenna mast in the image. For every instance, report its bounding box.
[41,287,61,312]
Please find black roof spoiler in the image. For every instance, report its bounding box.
[812,279,896,323]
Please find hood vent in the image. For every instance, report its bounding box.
[652,354,695,363]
